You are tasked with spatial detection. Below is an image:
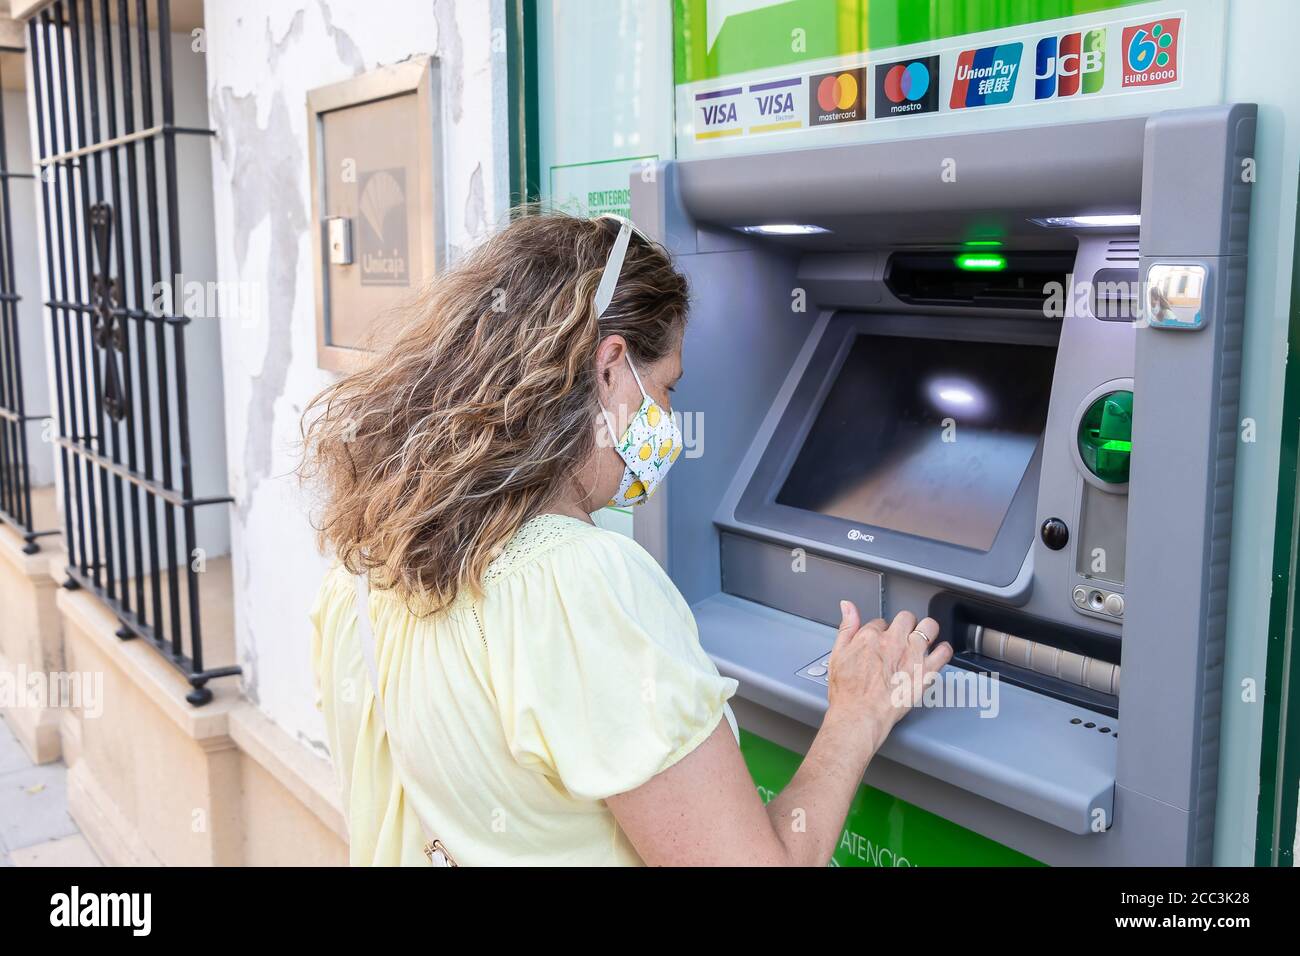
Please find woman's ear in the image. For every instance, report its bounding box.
[595,335,628,393]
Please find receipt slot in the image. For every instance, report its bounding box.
[631,104,1255,865]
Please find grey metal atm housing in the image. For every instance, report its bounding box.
[631,104,1255,865]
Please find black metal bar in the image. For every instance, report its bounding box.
[67,0,119,603]
[28,18,76,562]
[0,407,48,424]
[54,0,105,588]
[136,0,182,664]
[45,299,188,323]
[34,122,214,168]
[118,0,161,639]
[99,0,145,631]
[0,68,21,531]
[78,0,131,616]
[55,435,232,509]
[155,0,204,677]
[36,9,88,575]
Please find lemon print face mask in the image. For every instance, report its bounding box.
[601,354,683,508]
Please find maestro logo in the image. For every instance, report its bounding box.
[809,67,867,125]
[1122,17,1180,87]
[1035,29,1105,99]
[950,42,1022,109]
[874,55,939,117]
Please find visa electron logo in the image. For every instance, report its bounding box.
[809,67,867,124]
[1122,18,1180,88]
[749,76,800,128]
[1035,29,1105,99]
[950,43,1022,109]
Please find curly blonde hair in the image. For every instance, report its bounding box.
[299,211,689,611]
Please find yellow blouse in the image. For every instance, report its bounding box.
[310,513,739,866]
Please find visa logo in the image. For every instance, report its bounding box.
[700,102,738,126]
[1035,29,1105,99]
[755,91,794,116]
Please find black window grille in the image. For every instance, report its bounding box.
[0,42,56,554]
[28,0,236,705]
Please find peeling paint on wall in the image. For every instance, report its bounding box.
[317,0,366,76]
[433,0,465,124]
[463,162,486,254]
[209,87,306,526]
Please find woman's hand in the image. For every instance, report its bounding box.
[607,599,953,867]
[823,601,952,766]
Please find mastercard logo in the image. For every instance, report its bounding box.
[816,71,859,112]
[809,67,867,124]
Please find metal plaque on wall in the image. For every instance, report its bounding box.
[307,56,444,371]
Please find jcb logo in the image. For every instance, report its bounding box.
[1034,29,1105,99]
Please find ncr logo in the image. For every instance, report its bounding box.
[1035,29,1105,99]
[809,67,867,125]
[1122,18,1180,88]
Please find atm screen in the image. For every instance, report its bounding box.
[776,334,1057,552]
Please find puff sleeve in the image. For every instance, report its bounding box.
[483,529,738,802]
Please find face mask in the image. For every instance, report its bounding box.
[591,213,683,507]
[601,354,683,508]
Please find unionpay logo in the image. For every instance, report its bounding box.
[1035,29,1105,99]
[1122,18,1180,88]
[950,43,1022,109]
[874,55,939,118]
[809,67,867,125]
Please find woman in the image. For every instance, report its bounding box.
[302,212,950,866]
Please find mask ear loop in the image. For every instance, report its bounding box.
[599,355,648,449]
[624,352,649,398]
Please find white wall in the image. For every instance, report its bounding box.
[203,0,510,752]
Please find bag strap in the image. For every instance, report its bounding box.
[353,575,457,867]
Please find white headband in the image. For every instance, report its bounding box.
[592,214,650,319]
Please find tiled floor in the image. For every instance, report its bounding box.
[0,714,100,867]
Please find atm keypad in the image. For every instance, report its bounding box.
[797,653,833,687]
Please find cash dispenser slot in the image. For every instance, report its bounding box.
[929,593,1121,718]
[885,250,1074,310]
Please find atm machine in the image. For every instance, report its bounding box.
[630,104,1255,866]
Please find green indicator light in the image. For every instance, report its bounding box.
[1078,390,1134,484]
[955,253,1006,271]
[964,240,1003,247]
